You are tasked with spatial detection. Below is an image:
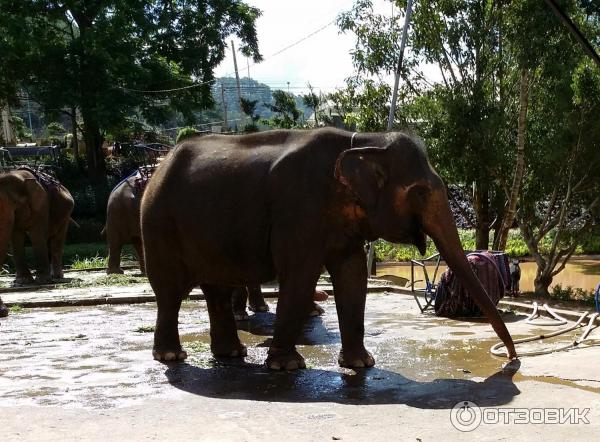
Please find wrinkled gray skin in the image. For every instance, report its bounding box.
[141,128,517,370]
[105,174,145,275]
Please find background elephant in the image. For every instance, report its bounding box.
[0,167,74,285]
[104,171,146,274]
[108,168,327,317]
[141,128,516,370]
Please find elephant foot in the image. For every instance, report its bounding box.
[211,341,247,358]
[11,276,34,287]
[248,303,269,313]
[107,268,125,275]
[0,302,8,318]
[34,274,53,285]
[309,302,325,316]
[152,348,188,362]
[338,347,375,369]
[313,290,329,302]
[233,310,249,321]
[266,348,306,371]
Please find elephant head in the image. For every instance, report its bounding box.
[335,133,517,359]
[0,173,26,270]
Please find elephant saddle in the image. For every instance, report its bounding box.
[17,165,61,191]
[434,251,509,318]
[133,165,158,195]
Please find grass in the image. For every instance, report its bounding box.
[373,229,600,263]
[64,273,148,288]
[9,304,24,313]
[1,243,137,272]
[135,325,155,333]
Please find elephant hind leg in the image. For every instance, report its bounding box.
[247,284,269,313]
[106,236,125,275]
[232,286,250,321]
[49,220,69,280]
[202,284,247,358]
[147,250,191,362]
[132,237,145,275]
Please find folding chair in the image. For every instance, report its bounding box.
[410,252,442,312]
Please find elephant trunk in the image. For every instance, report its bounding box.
[422,188,517,359]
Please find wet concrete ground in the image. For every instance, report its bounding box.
[2,278,600,440]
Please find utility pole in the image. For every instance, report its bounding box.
[247,57,250,78]
[231,40,244,130]
[221,83,229,132]
[1,103,15,146]
[387,0,414,130]
[367,0,414,276]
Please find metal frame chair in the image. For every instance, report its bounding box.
[410,252,442,312]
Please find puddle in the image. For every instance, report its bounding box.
[1,291,599,410]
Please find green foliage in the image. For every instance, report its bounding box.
[176,127,201,143]
[65,274,148,288]
[0,1,262,176]
[9,304,23,314]
[550,284,595,305]
[9,115,32,141]
[264,90,301,128]
[135,325,156,333]
[373,229,536,262]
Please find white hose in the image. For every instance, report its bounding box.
[525,302,568,326]
[491,309,593,357]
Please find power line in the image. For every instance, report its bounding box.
[118,19,336,94]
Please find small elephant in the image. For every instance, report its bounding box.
[0,167,74,285]
[104,171,147,274]
[141,128,517,370]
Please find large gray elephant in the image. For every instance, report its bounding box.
[0,167,74,285]
[141,128,517,370]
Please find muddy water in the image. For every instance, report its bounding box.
[378,259,600,292]
[2,292,599,411]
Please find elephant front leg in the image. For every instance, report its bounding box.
[326,247,374,369]
[11,229,34,286]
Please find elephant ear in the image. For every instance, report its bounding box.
[334,147,388,211]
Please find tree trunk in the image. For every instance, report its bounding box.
[498,69,530,250]
[71,107,79,158]
[474,181,490,250]
[534,270,552,296]
[81,108,106,181]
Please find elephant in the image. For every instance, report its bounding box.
[104,171,146,274]
[108,168,328,316]
[0,167,74,285]
[141,128,517,370]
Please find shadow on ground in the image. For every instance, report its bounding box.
[164,359,521,409]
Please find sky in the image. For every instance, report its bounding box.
[214,0,396,95]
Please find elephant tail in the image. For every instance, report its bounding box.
[69,218,81,228]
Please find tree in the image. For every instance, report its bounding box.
[264,90,301,129]
[339,0,510,250]
[240,97,260,132]
[0,1,261,179]
[301,84,320,126]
